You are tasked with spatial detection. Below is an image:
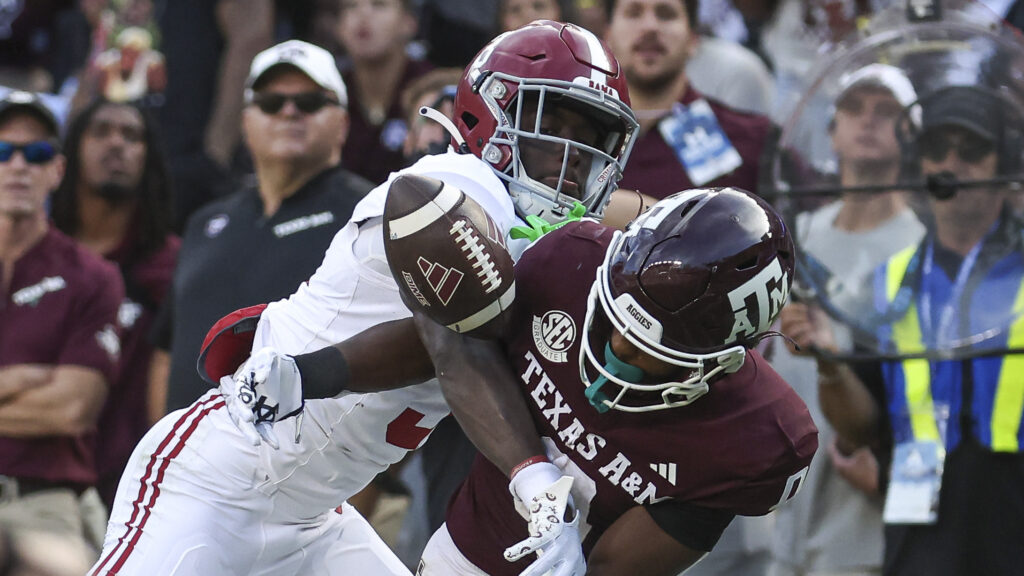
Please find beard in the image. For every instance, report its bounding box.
[96,181,140,204]
[624,64,683,97]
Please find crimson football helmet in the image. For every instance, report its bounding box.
[580,188,795,413]
[453,20,638,223]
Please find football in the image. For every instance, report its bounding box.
[383,174,516,339]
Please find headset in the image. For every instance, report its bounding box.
[897,85,1024,187]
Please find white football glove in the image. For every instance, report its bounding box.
[505,464,586,576]
[218,346,303,449]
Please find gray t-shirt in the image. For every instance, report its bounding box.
[768,199,924,574]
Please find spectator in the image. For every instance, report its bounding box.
[337,0,432,185]
[50,98,179,509]
[0,1,88,93]
[154,39,373,414]
[157,0,273,231]
[0,91,123,552]
[768,64,926,576]
[399,67,462,164]
[0,527,95,576]
[572,0,610,35]
[786,85,1024,576]
[496,0,576,32]
[604,0,774,200]
[417,0,497,68]
[686,35,775,115]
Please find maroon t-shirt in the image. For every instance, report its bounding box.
[95,232,180,504]
[619,88,773,200]
[0,227,124,484]
[445,222,817,575]
[341,58,434,185]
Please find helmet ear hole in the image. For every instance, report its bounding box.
[461,111,479,130]
[736,256,759,271]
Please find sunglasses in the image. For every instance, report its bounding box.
[249,92,340,115]
[919,132,996,164]
[0,140,58,164]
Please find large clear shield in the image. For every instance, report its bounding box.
[767,0,1024,360]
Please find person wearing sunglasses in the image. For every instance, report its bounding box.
[0,90,124,561]
[787,84,1024,576]
[153,39,374,426]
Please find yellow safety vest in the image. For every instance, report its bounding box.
[884,245,1024,451]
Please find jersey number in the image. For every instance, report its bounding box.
[769,466,809,511]
[386,408,434,450]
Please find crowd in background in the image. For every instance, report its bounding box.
[2,0,1024,574]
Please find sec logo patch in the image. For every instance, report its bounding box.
[532,310,575,363]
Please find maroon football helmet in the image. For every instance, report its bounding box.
[580,188,795,412]
[453,20,638,223]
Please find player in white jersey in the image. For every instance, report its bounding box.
[90,21,638,576]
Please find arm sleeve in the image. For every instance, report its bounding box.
[644,500,735,552]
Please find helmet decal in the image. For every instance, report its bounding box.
[726,257,790,343]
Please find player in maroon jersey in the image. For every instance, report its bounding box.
[215,187,816,575]
[417,187,818,575]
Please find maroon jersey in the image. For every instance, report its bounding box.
[619,88,773,200]
[446,222,817,575]
[96,233,180,504]
[0,227,124,484]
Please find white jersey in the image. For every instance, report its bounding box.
[91,152,525,576]
[252,151,522,517]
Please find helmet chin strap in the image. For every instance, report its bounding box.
[419,106,470,154]
[585,342,644,413]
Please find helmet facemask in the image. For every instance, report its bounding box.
[477,73,637,224]
[578,231,747,414]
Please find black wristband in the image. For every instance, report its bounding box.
[292,346,350,400]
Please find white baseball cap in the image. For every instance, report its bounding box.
[245,40,348,107]
[833,63,919,126]
[836,63,917,108]
[0,90,60,137]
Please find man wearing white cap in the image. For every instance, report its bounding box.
[152,40,374,417]
[769,63,927,576]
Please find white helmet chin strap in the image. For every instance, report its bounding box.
[419,106,467,150]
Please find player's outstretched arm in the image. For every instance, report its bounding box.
[220,318,437,447]
[292,317,436,398]
[409,309,542,476]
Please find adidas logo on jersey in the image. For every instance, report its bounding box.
[650,462,677,486]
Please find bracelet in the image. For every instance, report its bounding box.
[510,455,549,479]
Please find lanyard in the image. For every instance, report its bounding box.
[918,226,995,347]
